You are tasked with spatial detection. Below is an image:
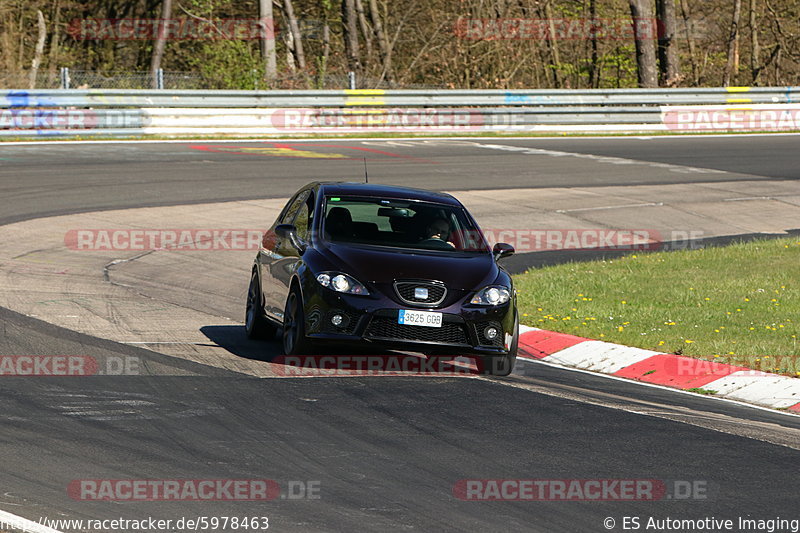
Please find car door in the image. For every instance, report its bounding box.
[258,190,308,320]
[262,190,314,320]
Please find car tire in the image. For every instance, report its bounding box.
[245,270,276,340]
[283,286,313,355]
[481,312,518,377]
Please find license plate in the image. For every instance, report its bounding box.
[398,309,443,328]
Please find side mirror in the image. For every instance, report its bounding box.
[275,224,295,239]
[493,242,515,260]
[275,224,306,253]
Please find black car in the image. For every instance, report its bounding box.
[245,182,518,376]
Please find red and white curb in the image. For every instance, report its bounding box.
[517,326,800,413]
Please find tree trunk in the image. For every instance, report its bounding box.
[322,22,331,66]
[749,0,761,84]
[149,0,172,89]
[284,0,306,70]
[724,0,742,86]
[259,0,277,82]
[588,0,599,88]
[47,0,61,74]
[368,0,394,85]
[28,10,46,89]
[284,23,296,73]
[317,21,330,88]
[342,0,361,74]
[679,0,699,84]
[656,0,680,86]
[543,0,562,88]
[354,0,373,65]
[628,0,658,88]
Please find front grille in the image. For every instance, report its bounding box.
[474,321,504,347]
[365,316,469,345]
[394,280,447,307]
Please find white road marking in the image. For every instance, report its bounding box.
[472,142,727,174]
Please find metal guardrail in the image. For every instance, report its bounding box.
[1,87,797,108]
[1,87,799,136]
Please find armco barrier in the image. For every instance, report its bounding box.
[1,87,799,137]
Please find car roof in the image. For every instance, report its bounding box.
[313,182,462,206]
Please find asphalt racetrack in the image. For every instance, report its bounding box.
[1,136,799,533]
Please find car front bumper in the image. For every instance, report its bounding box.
[303,286,516,355]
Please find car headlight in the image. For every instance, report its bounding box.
[470,286,511,306]
[316,272,369,295]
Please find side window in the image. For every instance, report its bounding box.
[293,191,315,241]
[280,191,310,225]
[294,197,311,241]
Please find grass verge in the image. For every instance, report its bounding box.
[514,237,800,376]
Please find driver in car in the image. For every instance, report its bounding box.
[420,218,456,250]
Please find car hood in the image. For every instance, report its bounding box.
[319,243,498,290]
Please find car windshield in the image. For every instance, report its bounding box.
[322,196,490,253]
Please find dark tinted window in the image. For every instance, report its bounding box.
[280,191,310,225]
[294,191,314,241]
[322,196,489,253]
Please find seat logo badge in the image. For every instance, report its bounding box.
[414,287,429,300]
